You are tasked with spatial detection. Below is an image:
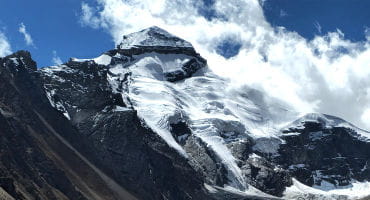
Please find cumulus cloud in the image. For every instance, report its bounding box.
[362,108,370,125]
[19,23,34,46]
[80,0,370,130]
[51,50,63,65]
[0,32,11,57]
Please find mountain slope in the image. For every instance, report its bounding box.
[0,51,135,200]
[1,27,370,200]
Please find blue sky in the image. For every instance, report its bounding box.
[262,0,370,41]
[0,0,369,67]
[0,0,112,67]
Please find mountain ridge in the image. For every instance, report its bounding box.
[1,26,370,200]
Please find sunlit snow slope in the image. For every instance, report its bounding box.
[106,27,302,191]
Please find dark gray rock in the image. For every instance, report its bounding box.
[0,51,88,200]
[241,155,292,196]
[275,117,370,189]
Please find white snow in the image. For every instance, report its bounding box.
[282,132,300,136]
[204,184,218,194]
[284,178,370,200]
[10,57,19,65]
[70,54,112,65]
[204,184,280,199]
[129,53,191,80]
[93,54,112,65]
[70,58,91,62]
[113,106,130,112]
[63,112,71,120]
[119,26,193,49]
[41,65,77,74]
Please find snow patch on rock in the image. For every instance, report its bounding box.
[44,88,70,120]
[70,54,112,65]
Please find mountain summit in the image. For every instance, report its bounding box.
[118,26,193,50]
[1,27,370,200]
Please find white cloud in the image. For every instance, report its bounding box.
[80,3,102,29]
[0,32,11,57]
[52,50,63,65]
[361,108,370,125]
[80,0,370,130]
[314,21,322,33]
[18,23,34,46]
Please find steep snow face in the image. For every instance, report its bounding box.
[108,52,198,156]
[118,26,193,49]
[128,53,193,80]
[106,50,298,192]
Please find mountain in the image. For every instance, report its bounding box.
[1,26,370,200]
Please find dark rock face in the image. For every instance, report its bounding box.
[184,135,231,187]
[182,129,292,197]
[165,58,206,82]
[276,118,370,189]
[242,156,292,196]
[0,52,87,200]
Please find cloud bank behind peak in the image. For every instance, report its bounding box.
[80,0,370,130]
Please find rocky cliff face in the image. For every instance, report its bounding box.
[277,114,370,192]
[0,51,89,200]
[1,27,370,200]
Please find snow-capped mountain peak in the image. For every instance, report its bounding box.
[118,26,193,50]
[37,27,370,200]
